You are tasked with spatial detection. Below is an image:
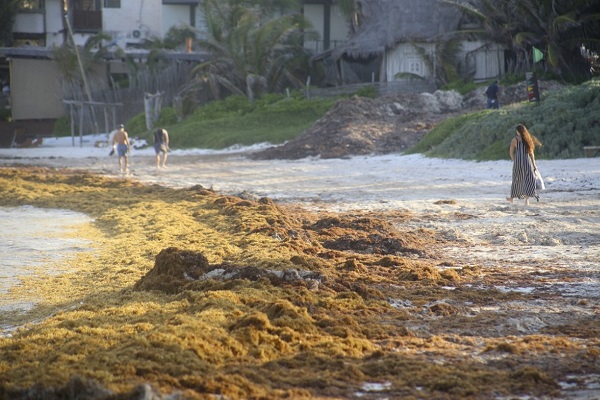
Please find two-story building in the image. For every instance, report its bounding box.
[0,0,348,143]
[9,0,201,49]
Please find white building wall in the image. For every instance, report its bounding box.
[13,1,66,47]
[328,5,348,47]
[304,4,324,42]
[103,0,162,45]
[195,8,209,41]
[460,41,505,81]
[45,1,67,47]
[303,4,349,52]
[162,5,194,36]
[386,43,433,81]
[385,41,505,83]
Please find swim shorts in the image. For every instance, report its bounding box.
[117,144,129,157]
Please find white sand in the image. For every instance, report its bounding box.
[1,135,599,304]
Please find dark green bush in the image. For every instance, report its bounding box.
[0,107,11,122]
[355,85,378,98]
[410,79,600,160]
[52,116,71,136]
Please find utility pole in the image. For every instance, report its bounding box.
[63,6,100,135]
[63,12,94,106]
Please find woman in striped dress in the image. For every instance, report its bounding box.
[507,124,542,205]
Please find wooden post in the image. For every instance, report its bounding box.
[70,104,75,147]
[104,107,109,140]
[79,104,84,148]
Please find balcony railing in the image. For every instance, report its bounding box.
[304,39,346,53]
[72,10,102,32]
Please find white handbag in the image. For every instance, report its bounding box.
[535,169,545,191]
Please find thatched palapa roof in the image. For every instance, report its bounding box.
[333,0,463,60]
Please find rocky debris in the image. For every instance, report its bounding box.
[199,264,324,291]
[252,90,464,160]
[6,375,171,400]
[134,247,326,293]
[463,79,566,109]
[252,81,565,160]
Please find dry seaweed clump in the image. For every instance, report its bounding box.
[134,247,326,294]
[1,167,598,400]
[134,247,211,293]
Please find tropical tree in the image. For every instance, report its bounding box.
[191,0,315,102]
[512,0,600,78]
[411,39,465,86]
[52,33,113,83]
[0,0,20,47]
[444,0,600,80]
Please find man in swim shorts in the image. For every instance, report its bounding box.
[111,124,131,173]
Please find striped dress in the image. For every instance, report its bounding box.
[511,139,538,199]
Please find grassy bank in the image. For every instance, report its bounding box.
[69,78,598,160]
[406,79,600,160]
[127,93,337,150]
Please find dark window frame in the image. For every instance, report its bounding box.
[104,0,121,8]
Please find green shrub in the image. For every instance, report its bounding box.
[355,85,378,98]
[405,111,489,155]
[410,78,600,160]
[124,107,179,139]
[441,80,479,95]
[117,94,337,150]
[0,107,11,122]
[52,116,71,136]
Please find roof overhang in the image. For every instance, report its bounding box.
[162,0,200,5]
[0,46,210,62]
[0,47,53,59]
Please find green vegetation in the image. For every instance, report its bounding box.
[120,79,598,160]
[448,0,600,82]
[128,93,337,149]
[407,79,600,160]
[355,85,378,98]
[0,0,19,47]
[192,0,314,102]
[440,80,480,95]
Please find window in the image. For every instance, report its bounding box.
[408,59,423,75]
[104,0,120,8]
[19,0,44,10]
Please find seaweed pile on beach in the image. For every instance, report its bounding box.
[0,167,598,399]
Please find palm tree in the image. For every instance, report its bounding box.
[445,0,600,80]
[513,0,600,79]
[52,33,113,83]
[192,0,313,102]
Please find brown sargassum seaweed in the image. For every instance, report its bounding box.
[0,168,598,399]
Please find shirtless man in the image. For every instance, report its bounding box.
[153,128,170,168]
[112,124,131,173]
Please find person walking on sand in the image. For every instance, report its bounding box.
[112,124,131,173]
[153,128,169,168]
[507,124,542,205]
